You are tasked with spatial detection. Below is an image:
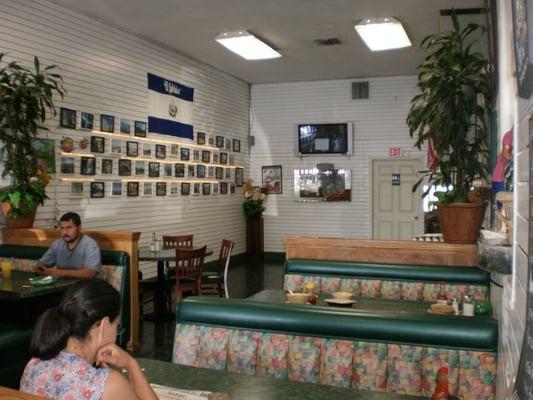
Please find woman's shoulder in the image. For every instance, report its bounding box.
[102,370,137,400]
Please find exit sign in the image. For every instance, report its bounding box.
[389,147,402,157]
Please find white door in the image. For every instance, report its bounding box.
[372,159,423,240]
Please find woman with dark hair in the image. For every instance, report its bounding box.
[20,279,158,400]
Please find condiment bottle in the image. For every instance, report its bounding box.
[437,281,448,305]
[149,233,156,252]
[451,297,459,315]
[432,366,450,400]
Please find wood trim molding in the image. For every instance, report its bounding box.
[1,228,141,351]
[284,236,478,266]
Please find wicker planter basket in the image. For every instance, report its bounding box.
[437,202,487,244]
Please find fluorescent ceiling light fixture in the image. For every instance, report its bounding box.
[355,17,411,51]
[215,31,281,60]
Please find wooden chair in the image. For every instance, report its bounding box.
[202,239,234,298]
[163,234,194,275]
[174,246,207,302]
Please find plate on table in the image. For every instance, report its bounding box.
[427,303,455,315]
[324,298,356,307]
[29,276,57,286]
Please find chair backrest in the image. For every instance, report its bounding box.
[176,246,206,280]
[220,239,235,298]
[163,235,193,249]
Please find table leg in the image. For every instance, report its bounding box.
[143,260,174,322]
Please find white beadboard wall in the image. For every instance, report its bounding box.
[0,0,250,277]
[250,77,424,253]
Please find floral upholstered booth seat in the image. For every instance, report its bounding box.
[173,297,497,399]
[0,244,130,345]
[283,259,490,302]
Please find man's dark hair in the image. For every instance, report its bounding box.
[59,212,81,226]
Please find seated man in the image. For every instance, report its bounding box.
[36,212,101,278]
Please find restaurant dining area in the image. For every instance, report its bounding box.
[0,0,532,399]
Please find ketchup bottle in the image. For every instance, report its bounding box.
[432,367,450,400]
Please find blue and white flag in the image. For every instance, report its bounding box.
[147,73,194,139]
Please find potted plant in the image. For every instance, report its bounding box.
[0,53,65,227]
[243,179,268,256]
[406,14,492,244]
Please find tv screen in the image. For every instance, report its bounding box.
[298,123,348,155]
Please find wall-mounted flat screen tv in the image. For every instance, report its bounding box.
[297,123,350,155]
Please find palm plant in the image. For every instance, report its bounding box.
[0,53,65,219]
[406,14,492,204]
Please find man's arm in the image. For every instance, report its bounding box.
[37,265,97,278]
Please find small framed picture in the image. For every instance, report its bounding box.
[164,163,173,177]
[262,165,282,194]
[118,159,132,176]
[127,182,139,197]
[197,132,206,145]
[101,158,113,174]
[235,167,244,187]
[169,183,178,196]
[112,182,122,196]
[208,136,214,146]
[156,182,167,196]
[202,183,211,195]
[208,166,214,178]
[134,121,147,137]
[213,153,219,163]
[193,183,200,195]
[213,183,219,195]
[215,167,224,180]
[101,114,115,133]
[220,182,228,195]
[202,150,211,163]
[143,144,152,156]
[233,139,241,152]
[225,168,231,179]
[80,112,94,130]
[135,160,145,176]
[155,144,166,159]
[175,163,185,177]
[219,152,228,165]
[181,182,190,195]
[60,107,76,129]
[193,150,200,161]
[126,141,139,157]
[225,138,231,150]
[188,165,195,177]
[197,164,206,178]
[170,144,180,157]
[60,157,75,174]
[143,182,153,196]
[180,148,190,161]
[80,157,96,175]
[70,182,83,198]
[120,119,131,134]
[230,183,236,194]
[216,135,224,148]
[91,136,105,153]
[111,139,122,154]
[148,162,160,177]
[90,182,105,198]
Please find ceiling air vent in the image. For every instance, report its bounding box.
[352,81,369,100]
[313,37,342,46]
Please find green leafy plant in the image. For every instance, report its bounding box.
[0,53,65,218]
[406,13,492,203]
[242,179,268,219]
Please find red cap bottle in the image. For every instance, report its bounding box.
[432,367,450,400]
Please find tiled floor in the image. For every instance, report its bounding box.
[133,257,284,361]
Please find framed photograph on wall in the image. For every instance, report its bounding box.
[170,144,180,157]
[164,163,173,177]
[148,162,160,177]
[175,163,185,177]
[155,144,166,159]
[169,183,178,196]
[34,138,56,173]
[235,167,244,187]
[219,152,228,165]
[197,132,206,145]
[512,0,533,98]
[181,182,190,195]
[111,140,122,154]
[80,157,96,175]
[220,182,228,195]
[156,182,167,196]
[118,159,132,176]
[188,165,195,177]
[60,107,76,129]
[202,183,211,195]
[225,138,231,150]
[143,182,153,196]
[197,164,206,178]
[127,182,139,197]
[70,182,83,198]
[232,139,241,152]
[101,114,115,133]
[135,160,145,176]
[80,112,94,130]
[134,121,147,137]
[126,141,139,157]
[215,167,224,180]
[112,182,122,196]
[262,165,282,194]
[180,147,190,161]
[61,157,75,174]
[202,150,211,163]
[216,135,224,148]
[91,136,105,153]
[120,119,131,134]
[90,182,105,198]
[101,158,113,175]
[143,143,152,156]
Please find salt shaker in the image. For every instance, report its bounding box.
[451,297,459,315]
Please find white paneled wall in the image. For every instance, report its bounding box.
[0,0,250,276]
[250,77,423,253]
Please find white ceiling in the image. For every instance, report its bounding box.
[50,0,484,84]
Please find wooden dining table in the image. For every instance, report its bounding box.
[138,246,213,322]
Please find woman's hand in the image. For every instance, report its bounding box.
[96,343,135,370]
